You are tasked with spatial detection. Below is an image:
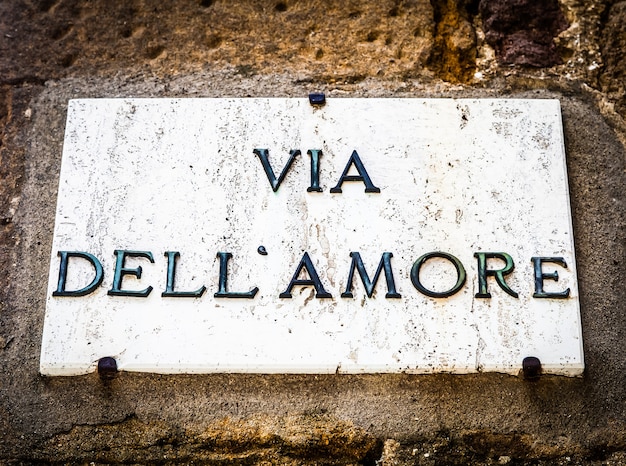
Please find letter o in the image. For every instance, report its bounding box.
[411,252,466,298]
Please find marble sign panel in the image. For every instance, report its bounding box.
[40,98,584,376]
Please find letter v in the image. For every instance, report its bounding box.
[254,148,301,192]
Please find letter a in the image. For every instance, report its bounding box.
[279,252,332,298]
[330,150,380,193]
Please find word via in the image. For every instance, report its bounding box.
[254,149,380,193]
[52,250,571,300]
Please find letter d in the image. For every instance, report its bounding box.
[53,251,104,297]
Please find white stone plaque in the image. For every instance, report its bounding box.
[40,98,584,376]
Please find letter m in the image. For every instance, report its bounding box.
[341,252,401,298]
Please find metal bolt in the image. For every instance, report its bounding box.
[522,356,542,380]
[308,92,326,106]
[98,356,118,381]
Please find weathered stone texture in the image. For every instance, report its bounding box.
[600,1,626,114]
[479,0,569,67]
[0,0,435,83]
[35,414,381,464]
[2,0,626,464]
[428,0,478,83]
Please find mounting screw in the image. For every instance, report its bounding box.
[308,92,326,106]
[522,356,542,381]
[98,356,118,381]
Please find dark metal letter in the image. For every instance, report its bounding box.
[410,252,466,298]
[306,149,323,192]
[108,250,154,297]
[254,148,301,192]
[474,252,519,298]
[341,252,401,298]
[279,252,332,298]
[214,252,259,298]
[330,150,381,193]
[53,251,104,297]
[162,251,207,297]
[531,256,570,298]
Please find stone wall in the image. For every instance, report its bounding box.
[1,0,626,464]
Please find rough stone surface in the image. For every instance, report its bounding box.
[599,1,626,115]
[0,0,435,84]
[479,0,569,67]
[428,0,478,82]
[1,0,626,464]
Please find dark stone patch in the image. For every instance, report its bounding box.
[479,0,568,67]
[145,44,165,59]
[366,30,380,42]
[120,25,133,38]
[50,22,73,40]
[59,52,77,68]
[235,64,257,77]
[35,0,59,13]
[205,33,222,49]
